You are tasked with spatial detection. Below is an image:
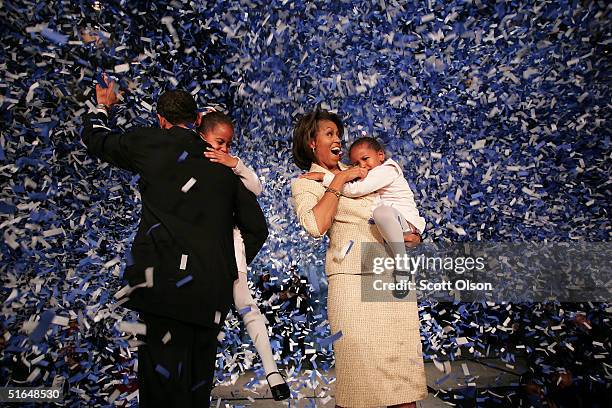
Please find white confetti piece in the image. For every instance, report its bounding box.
[51,316,69,327]
[141,101,153,111]
[421,13,435,23]
[433,358,445,372]
[114,284,133,299]
[117,321,147,335]
[114,63,130,73]
[103,257,120,268]
[179,254,188,270]
[42,228,64,237]
[456,337,469,345]
[472,139,486,150]
[26,82,40,103]
[145,267,154,287]
[26,368,41,383]
[108,389,120,403]
[181,177,197,193]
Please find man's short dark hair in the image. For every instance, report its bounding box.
[156,90,198,125]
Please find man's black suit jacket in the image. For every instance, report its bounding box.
[81,108,268,328]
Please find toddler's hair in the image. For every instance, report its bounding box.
[348,136,384,156]
[197,111,234,135]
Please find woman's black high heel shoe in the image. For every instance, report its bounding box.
[392,270,410,299]
[266,371,290,401]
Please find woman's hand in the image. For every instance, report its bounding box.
[340,167,368,182]
[204,147,239,168]
[299,172,325,181]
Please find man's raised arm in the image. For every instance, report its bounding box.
[81,76,135,171]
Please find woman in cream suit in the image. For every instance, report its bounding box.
[290,109,428,408]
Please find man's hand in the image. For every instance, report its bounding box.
[299,171,325,181]
[204,147,239,168]
[96,74,122,107]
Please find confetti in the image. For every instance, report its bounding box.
[155,364,170,380]
[177,151,188,162]
[40,28,68,44]
[179,254,188,270]
[114,63,130,73]
[1,1,609,405]
[176,275,193,288]
[181,177,197,193]
[318,331,343,347]
[29,310,55,344]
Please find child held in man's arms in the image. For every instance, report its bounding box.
[198,111,290,401]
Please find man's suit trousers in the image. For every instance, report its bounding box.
[137,313,219,407]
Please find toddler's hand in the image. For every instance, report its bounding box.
[341,167,368,182]
[403,233,422,248]
[299,172,325,181]
[204,147,239,168]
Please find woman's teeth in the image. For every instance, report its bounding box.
[331,147,341,155]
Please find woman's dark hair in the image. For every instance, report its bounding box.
[156,90,198,125]
[292,109,344,170]
[197,111,234,135]
[348,136,384,157]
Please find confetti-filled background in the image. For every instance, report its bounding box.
[1,0,610,406]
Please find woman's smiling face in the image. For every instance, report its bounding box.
[309,119,342,170]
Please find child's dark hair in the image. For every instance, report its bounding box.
[292,108,344,170]
[348,137,384,156]
[197,111,234,135]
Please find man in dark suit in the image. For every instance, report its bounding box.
[81,77,268,407]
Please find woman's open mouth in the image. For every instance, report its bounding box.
[330,147,341,156]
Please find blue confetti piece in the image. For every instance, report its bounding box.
[0,201,16,214]
[146,223,161,235]
[238,306,251,316]
[126,250,134,266]
[177,151,188,162]
[40,28,68,45]
[176,275,193,288]
[435,373,451,385]
[1,2,610,405]
[318,330,343,347]
[191,378,208,391]
[96,71,107,89]
[30,310,55,344]
[155,364,170,379]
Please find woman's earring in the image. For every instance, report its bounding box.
[311,147,316,155]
